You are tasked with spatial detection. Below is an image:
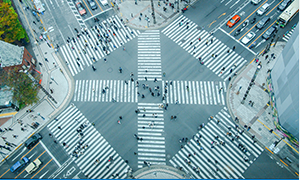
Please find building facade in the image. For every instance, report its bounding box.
[271,24,299,139]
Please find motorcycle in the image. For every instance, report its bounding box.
[234,29,241,36]
[250,17,256,24]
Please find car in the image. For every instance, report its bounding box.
[256,16,270,29]
[25,159,42,174]
[251,0,262,5]
[227,15,241,28]
[87,0,97,10]
[278,0,292,11]
[99,0,108,6]
[76,2,86,16]
[257,3,270,15]
[262,26,277,40]
[241,31,256,44]
[24,133,42,149]
[10,157,29,172]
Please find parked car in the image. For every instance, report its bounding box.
[257,3,270,15]
[262,26,277,40]
[25,159,42,174]
[241,31,256,44]
[227,15,241,28]
[76,2,86,16]
[10,157,29,172]
[87,0,97,10]
[251,0,262,5]
[278,0,292,11]
[24,133,42,149]
[256,16,270,29]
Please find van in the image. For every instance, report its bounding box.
[257,3,270,15]
[25,159,42,174]
[24,133,42,149]
[10,157,29,173]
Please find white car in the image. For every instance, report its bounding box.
[241,32,255,44]
[25,159,42,174]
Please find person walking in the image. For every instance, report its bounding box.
[232,46,236,51]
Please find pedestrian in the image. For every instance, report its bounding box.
[58,126,62,130]
[232,46,236,51]
[33,21,36,25]
[265,55,269,60]
[13,135,18,138]
[145,77,147,81]
[8,128,13,131]
[176,100,179,104]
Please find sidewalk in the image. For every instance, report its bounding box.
[117,0,193,30]
[0,40,73,162]
[227,41,299,174]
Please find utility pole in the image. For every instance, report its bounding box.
[150,0,156,24]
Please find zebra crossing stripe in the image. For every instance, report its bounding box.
[162,15,247,79]
[47,106,130,178]
[61,46,76,76]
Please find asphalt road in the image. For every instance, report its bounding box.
[9,0,298,178]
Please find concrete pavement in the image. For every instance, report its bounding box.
[0,40,73,162]
[117,0,194,30]
[227,41,299,175]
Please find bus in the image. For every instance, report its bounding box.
[276,0,299,28]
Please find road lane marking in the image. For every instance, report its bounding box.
[39,141,61,167]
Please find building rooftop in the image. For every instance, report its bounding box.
[0,40,24,68]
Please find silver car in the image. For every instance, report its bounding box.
[241,32,256,45]
[257,3,270,15]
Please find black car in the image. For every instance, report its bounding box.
[88,0,97,10]
[262,26,277,40]
[256,16,270,29]
[24,133,42,149]
[278,0,292,11]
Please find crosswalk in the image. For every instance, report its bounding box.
[73,80,138,102]
[73,79,226,105]
[137,103,166,168]
[282,24,297,42]
[60,15,140,76]
[47,105,130,179]
[162,80,226,105]
[169,107,264,179]
[162,15,247,81]
[138,30,162,81]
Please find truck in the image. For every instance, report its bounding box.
[25,159,42,174]
[33,0,45,13]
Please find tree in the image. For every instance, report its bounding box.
[0,2,29,44]
[4,68,39,107]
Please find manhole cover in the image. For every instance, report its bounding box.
[181,39,186,43]
[196,26,202,30]
[107,67,113,73]
[198,67,205,73]
[258,127,262,131]
[166,154,171,159]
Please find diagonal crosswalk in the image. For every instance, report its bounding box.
[169,107,264,179]
[60,15,140,76]
[74,80,138,102]
[162,15,247,81]
[47,105,130,179]
[162,80,226,105]
[138,30,162,81]
[137,103,166,168]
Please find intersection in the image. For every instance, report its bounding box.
[0,0,298,179]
